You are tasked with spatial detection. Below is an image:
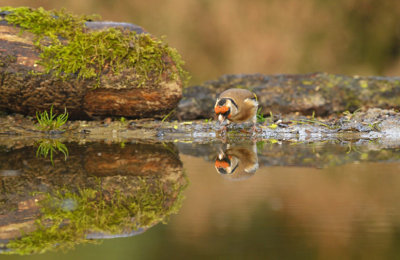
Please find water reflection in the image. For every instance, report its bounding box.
[0,142,187,255]
[35,139,69,165]
[215,143,258,180]
[3,139,400,258]
[179,139,400,169]
[176,148,400,259]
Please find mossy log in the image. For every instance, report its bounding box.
[177,73,400,120]
[0,142,185,254]
[0,8,184,119]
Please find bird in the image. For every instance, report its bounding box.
[214,88,258,132]
[214,143,259,181]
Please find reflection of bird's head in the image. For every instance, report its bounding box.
[214,144,259,181]
[215,153,239,175]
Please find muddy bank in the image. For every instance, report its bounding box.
[176,73,400,120]
[2,108,400,147]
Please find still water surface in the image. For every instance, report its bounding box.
[1,140,400,259]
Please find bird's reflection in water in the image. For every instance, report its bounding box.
[215,143,259,180]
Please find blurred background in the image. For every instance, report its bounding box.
[3,0,400,84]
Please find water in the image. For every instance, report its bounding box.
[1,140,400,259]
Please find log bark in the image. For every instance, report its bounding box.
[177,73,400,120]
[0,18,182,119]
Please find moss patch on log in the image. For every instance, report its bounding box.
[0,6,189,87]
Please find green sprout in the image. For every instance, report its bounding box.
[256,107,266,123]
[36,106,68,131]
[36,139,69,165]
[161,109,175,123]
[368,121,382,132]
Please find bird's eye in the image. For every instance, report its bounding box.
[217,99,227,106]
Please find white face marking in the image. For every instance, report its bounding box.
[228,157,239,174]
[225,99,238,118]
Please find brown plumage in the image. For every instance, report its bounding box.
[214,88,258,124]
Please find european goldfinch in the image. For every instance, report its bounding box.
[214,88,258,129]
[214,143,259,180]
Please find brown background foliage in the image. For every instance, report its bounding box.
[3,0,400,83]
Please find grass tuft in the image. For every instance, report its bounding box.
[256,107,266,123]
[35,105,68,131]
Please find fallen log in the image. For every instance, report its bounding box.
[0,7,188,119]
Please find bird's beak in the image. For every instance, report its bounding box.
[218,114,225,123]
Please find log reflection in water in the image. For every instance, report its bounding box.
[0,142,186,255]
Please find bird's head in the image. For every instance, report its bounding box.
[214,98,238,123]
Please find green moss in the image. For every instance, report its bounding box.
[1,6,189,87]
[302,80,313,85]
[359,80,368,88]
[5,177,186,255]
